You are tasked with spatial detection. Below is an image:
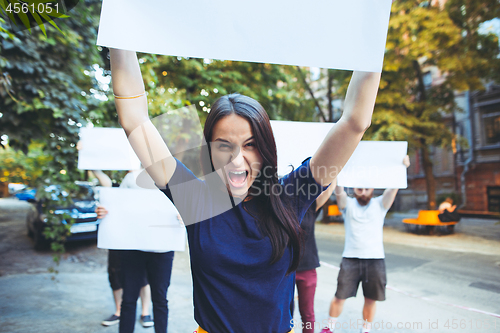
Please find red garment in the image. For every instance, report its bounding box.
[296,269,318,333]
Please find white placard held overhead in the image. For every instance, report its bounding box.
[337,141,408,189]
[97,0,392,72]
[78,127,141,171]
[271,120,408,188]
[271,120,334,176]
[97,187,186,251]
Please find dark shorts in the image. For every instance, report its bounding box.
[335,257,386,301]
[108,250,148,291]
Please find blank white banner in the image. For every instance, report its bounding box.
[271,120,333,176]
[97,0,392,72]
[78,127,141,171]
[97,187,186,251]
[337,141,408,189]
[271,120,408,188]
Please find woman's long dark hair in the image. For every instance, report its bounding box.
[201,93,301,273]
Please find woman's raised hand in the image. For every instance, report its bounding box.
[310,71,381,187]
[109,49,176,187]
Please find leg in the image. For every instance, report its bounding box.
[362,298,377,329]
[332,258,360,317]
[120,250,148,333]
[101,287,122,326]
[295,269,317,333]
[329,296,346,318]
[145,251,174,333]
[108,250,123,316]
[113,289,123,316]
[321,258,361,332]
[140,284,151,316]
[320,297,345,333]
[361,259,387,332]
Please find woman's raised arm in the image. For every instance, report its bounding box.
[310,71,381,186]
[110,49,176,186]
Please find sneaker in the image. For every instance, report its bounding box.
[320,327,334,333]
[140,315,154,328]
[101,314,120,326]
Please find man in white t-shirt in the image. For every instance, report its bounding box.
[321,156,410,333]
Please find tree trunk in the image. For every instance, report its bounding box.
[413,60,437,209]
[295,66,327,122]
[0,182,8,198]
[420,143,437,210]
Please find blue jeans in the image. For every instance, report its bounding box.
[119,250,174,333]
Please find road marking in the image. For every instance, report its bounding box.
[319,260,500,319]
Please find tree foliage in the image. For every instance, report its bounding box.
[0,0,319,256]
[0,0,112,176]
[365,0,500,208]
[0,141,51,185]
[140,55,317,124]
[0,0,112,260]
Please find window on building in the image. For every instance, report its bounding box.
[455,122,470,163]
[481,103,500,145]
[487,186,500,212]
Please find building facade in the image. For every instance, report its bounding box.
[456,85,500,213]
[397,85,500,214]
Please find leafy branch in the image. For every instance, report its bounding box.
[0,0,69,36]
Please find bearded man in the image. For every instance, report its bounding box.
[321,155,410,333]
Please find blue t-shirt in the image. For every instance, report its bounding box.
[160,158,324,333]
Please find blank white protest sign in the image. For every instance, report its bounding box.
[271,120,333,176]
[336,141,408,189]
[97,187,186,251]
[271,120,408,188]
[78,127,141,171]
[97,0,392,72]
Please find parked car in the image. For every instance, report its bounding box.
[26,181,99,250]
[8,183,27,194]
[14,187,37,201]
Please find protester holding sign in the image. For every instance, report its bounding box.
[321,156,410,333]
[77,142,154,329]
[91,171,153,329]
[95,170,174,333]
[108,45,380,333]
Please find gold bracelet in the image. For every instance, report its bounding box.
[113,92,146,100]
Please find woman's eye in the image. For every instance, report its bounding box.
[219,143,231,149]
[246,142,255,147]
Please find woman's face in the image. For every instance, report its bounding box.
[210,114,263,198]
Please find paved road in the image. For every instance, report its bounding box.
[0,198,196,333]
[312,223,500,332]
[1,198,499,332]
[308,212,500,333]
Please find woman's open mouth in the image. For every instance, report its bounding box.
[227,170,248,188]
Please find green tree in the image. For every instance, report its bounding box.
[366,0,500,209]
[1,1,318,255]
[0,0,112,173]
[140,55,318,124]
[0,141,51,185]
[0,0,114,260]
[296,67,352,123]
